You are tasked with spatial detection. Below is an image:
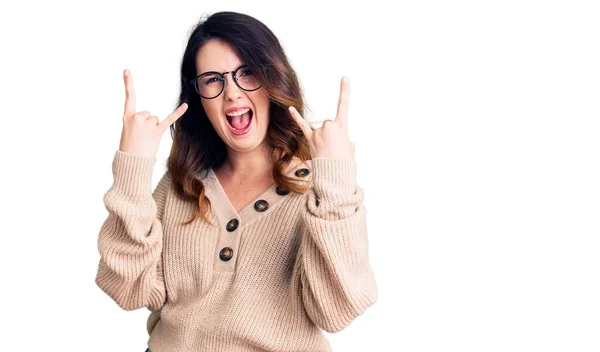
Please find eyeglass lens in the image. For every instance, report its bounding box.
[196,67,260,98]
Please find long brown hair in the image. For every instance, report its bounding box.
[167,11,312,226]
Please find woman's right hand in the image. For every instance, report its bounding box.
[119,69,188,158]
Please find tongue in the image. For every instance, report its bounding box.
[230,112,251,130]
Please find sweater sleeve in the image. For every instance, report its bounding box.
[95,150,169,312]
[295,157,378,333]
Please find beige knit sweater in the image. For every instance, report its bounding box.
[95,150,377,352]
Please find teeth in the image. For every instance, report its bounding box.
[226,108,250,117]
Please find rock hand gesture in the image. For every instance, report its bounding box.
[119,69,188,158]
[288,76,355,161]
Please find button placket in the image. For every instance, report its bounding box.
[217,218,239,267]
[214,214,241,272]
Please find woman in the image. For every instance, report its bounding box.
[95,11,377,352]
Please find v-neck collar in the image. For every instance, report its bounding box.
[200,157,313,231]
[207,167,276,217]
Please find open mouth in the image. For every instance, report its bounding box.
[226,109,253,133]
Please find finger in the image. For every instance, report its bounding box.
[159,103,188,130]
[288,106,313,138]
[134,111,151,120]
[123,69,136,117]
[335,76,350,126]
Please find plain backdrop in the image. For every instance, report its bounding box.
[1,0,599,351]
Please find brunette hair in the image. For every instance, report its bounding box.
[167,11,312,226]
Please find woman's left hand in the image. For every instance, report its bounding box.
[289,76,355,161]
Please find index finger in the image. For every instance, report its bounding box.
[335,76,350,126]
[288,106,314,139]
[159,103,188,130]
[123,69,136,117]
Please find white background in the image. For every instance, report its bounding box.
[1,0,599,351]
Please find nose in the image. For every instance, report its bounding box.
[223,73,243,101]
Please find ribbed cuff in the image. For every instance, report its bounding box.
[111,150,157,196]
[311,157,357,197]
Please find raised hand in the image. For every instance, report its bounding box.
[118,69,188,158]
[288,76,355,161]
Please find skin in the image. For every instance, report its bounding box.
[196,39,274,182]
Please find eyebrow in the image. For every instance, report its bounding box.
[198,64,247,76]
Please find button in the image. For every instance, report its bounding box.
[276,186,289,196]
[254,199,269,212]
[226,219,239,232]
[219,247,233,261]
[295,168,310,177]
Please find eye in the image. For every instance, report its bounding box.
[202,75,222,85]
[239,68,254,77]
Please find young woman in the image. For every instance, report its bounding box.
[95,11,377,352]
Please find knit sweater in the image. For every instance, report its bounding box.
[95,150,378,352]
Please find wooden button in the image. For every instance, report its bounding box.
[219,247,233,261]
[254,199,269,212]
[276,186,289,196]
[295,168,310,177]
[226,219,239,232]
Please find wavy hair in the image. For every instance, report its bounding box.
[167,11,312,226]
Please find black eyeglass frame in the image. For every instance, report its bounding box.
[190,65,262,99]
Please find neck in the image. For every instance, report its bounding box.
[219,140,274,180]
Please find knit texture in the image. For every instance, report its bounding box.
[95,150,377,352]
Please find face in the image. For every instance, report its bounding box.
[195,39,271,153]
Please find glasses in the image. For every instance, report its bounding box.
[190,65,262,99]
